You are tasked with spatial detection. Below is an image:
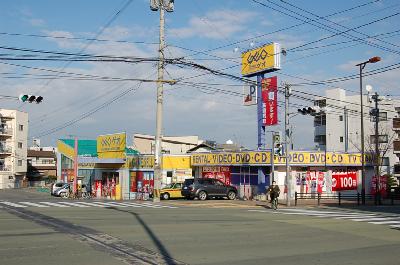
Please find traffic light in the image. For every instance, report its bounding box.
[19,94,43,104]
[298,106,318,116]
[19,94,29,102]
[272,132,283,156]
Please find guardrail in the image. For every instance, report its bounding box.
[294,192,399,206]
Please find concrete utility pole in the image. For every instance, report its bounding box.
[284,83,291,206]
[372,92,381,204]
[151,0,174,202]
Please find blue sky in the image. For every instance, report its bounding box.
[0,0,399,149]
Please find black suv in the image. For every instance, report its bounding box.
[181,178,237,200]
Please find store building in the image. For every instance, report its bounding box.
[57,132,377,201]
[191,151,375,200]
[57,132,192,200]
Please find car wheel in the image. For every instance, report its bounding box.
[227,191,236,200]
[60,192,68,198]
[162,193,170,200]
[198,191,207,201]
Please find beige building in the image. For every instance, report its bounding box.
[133,133,202,155]
[0,109,28,189]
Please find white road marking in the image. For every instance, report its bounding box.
[351,217,399,222]
[40,202,70,207]
[368,221,400,225]
[90,202,130,208]
[19,202,49,207]
[1,201,27,208]
[73,201,107,207]
[57,202,90,207]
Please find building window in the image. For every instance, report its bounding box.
[340,137,344,143]
[339,116,343,121]
[18,142,22,148]
[18,160,22,166]
[19,124,23,131]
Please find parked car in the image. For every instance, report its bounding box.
[181,178,237,201]
[51,182,66,196]
[160,182,184,200]
[53,183,70,198]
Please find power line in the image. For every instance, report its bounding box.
[252,0,400,55]
[185,0,383,57]
[0,31,158,45]
[21,0,134,110]
[33,82,141,138]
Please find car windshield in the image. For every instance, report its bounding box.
[184,179,194,185]
[164,183,174,189]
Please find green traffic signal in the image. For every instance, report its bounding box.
[19,94,29,102]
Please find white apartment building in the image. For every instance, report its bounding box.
[0,109,28,189]
[314,88,399,174]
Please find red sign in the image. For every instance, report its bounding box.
[332,171,357,191]
[261,76,278,126]
[371,176,387,196]
[202,166,231,185]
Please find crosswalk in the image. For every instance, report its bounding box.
[249,208,400,229]
[0,200,178,209]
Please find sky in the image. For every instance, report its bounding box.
[0,0,399,150]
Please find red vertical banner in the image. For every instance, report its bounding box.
[261,76,278,126]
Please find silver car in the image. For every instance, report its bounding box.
[53,183,70,198]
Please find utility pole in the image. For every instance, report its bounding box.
[284,83,291,206]
[372,92,381,204]
[150,0,174,202]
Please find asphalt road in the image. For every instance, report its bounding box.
[0,189,399,265]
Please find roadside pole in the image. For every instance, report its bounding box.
[73,137,78,195]
[153,2,165,202]
[284,84,291,206]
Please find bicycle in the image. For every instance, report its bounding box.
[81,191,91,199]
[271,196,278,210]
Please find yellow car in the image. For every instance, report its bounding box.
[161,183,184,200]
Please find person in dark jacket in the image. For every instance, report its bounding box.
[267,181,280,203]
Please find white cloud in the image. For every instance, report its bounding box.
[169,9,256,39]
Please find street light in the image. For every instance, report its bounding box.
[355,56,381,205]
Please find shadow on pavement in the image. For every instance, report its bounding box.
[1,204,186,265]
[107,206,180,265]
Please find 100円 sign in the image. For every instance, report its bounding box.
[241,42,281,77]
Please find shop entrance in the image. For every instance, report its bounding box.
[95,171,119,199]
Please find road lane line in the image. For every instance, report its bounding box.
[368,221,400,225]
[57,202,90,207]
[90,202,130,208]
[73,202,107,207]
[1,201,27,208]
[40,202,70,207]
[351,217,398,222]
[19,202,49,207]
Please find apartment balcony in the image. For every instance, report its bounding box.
[0,146,12,154]
[0,165,12,172]
[0,127,13,136]
[393,118,400,131]
[394,140,400,154]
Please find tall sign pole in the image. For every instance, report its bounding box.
[73,137,78,195]
[257,74,265,149]
[284,84,291,206]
